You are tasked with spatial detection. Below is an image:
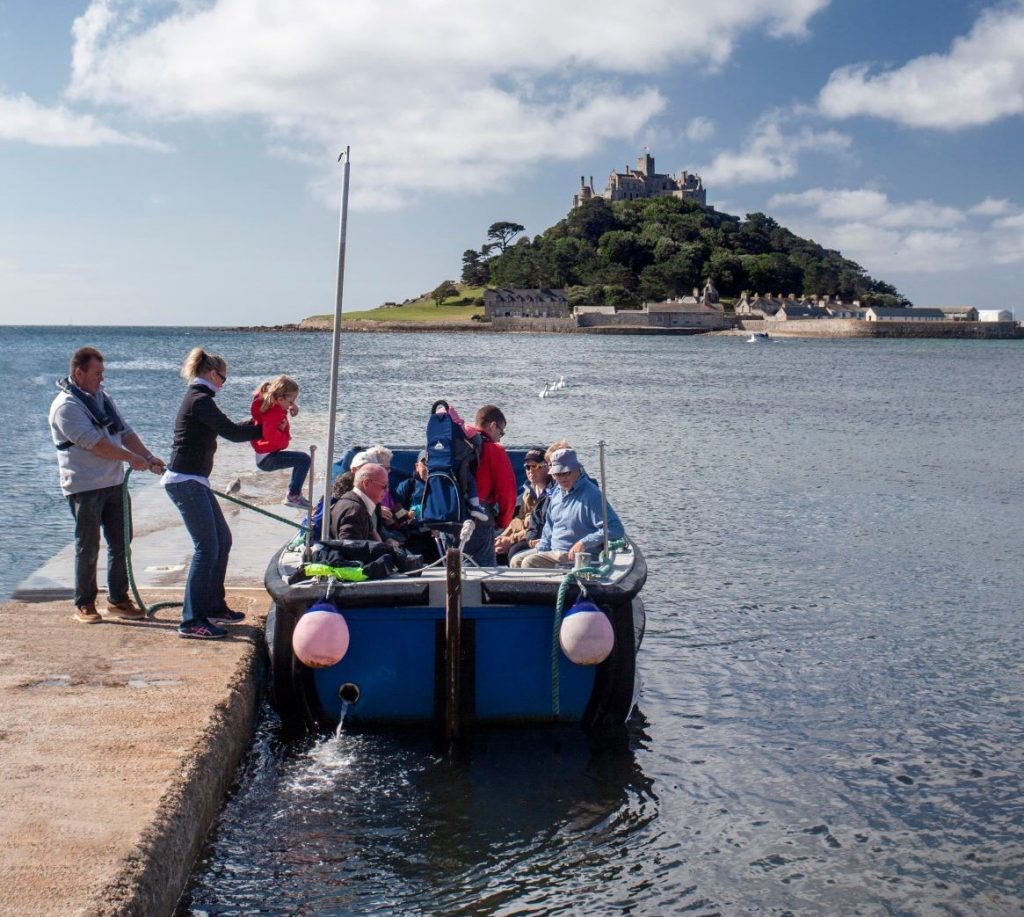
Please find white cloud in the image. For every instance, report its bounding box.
[768,186,1024,273]
[62,0,830,209]
[970,197,1012,216]
[0,90,168,149]
[699,112,850,185]
[684,116,715,141]
[818,1,1024,129]
[770,187,963,228]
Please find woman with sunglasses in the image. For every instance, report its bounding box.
[163,347,262,639]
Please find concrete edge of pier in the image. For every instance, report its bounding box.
[91,601,267,917]
[0,461,303,916]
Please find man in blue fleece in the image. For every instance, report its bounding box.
[511,447,624,569]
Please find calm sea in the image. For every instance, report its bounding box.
[5,326,1024,914]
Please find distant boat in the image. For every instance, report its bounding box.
[746,331,770,343]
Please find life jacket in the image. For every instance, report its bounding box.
[420,400,480,525]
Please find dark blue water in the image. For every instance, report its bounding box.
[7,327,1024,913]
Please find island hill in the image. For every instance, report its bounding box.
[302,154,1018,338]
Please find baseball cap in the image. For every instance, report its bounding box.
[548,448,581,474]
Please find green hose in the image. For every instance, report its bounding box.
[122,469,306,620]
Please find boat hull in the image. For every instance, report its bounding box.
[265,546,646,733]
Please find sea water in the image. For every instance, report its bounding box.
[5,327,1024,913]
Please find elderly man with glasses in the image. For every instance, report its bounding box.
[511,447,625,569]
[330,462,391,542]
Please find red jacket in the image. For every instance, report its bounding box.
[475,440,517,528]
[250,394,290,454]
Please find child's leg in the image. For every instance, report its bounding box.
[257,450,311,495]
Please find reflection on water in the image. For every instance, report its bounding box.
[178,706,656,915]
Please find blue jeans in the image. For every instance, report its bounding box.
[464,519,496,566]
[66,483,132,607]
[165,480,232,625]
[257,450,311,496]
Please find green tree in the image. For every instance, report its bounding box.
[431,280,459,308]
[597,230,651,274]
[706,250,744,295]
[461,249,488,286]
[486,221,525,253]
[566,198,616,243]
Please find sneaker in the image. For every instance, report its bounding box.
[178,620,227,640]
[208,609,246,625]
[469,506,489,523]
[73,603,102,624]
[104,598,146,621]
[282,493,312,509]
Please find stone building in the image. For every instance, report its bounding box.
[978,309,1014,322]
[573,153,707,209]
[937,306,979,321]
[864,307,945,322]
[483,288,570,320]
[574,300,730,331]
[772,303,829,321]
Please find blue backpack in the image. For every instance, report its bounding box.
[420,401,479,525]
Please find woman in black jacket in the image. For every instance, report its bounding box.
[163,347,261,639]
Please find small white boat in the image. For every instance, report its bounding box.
[746,331,771,343]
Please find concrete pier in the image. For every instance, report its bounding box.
[0,461,304,915]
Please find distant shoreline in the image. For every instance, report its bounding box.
[225,318,493,333]
[223,317,1024,339]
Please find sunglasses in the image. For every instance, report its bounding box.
[524,463,546,470]
[213,369,227,383]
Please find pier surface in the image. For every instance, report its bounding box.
[0,463,299,915]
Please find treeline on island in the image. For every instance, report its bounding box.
[460,198,909,309]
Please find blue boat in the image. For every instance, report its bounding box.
[264,446,646,735]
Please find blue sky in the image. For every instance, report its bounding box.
[2,0,1022,325]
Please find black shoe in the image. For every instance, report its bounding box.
[397,552,423,574]
[209,609,246,625]
[363,555,397,580]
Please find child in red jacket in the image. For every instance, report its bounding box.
[251,375,311,508]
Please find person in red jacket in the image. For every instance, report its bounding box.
[250,375,311,508]
[464,403,516,565]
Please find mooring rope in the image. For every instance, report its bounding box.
[122,469,306,619]
[550,538,626,716]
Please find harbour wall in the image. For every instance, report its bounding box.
[740,319,1023,339]
[1,465,295,916]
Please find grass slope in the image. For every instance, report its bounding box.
[307,285,484,323]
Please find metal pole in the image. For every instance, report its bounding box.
[598,440,610,560]
[445,547,462,743]
[321,147,351,542]
[304,443,317,554]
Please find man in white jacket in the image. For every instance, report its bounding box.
[48,346,165,624]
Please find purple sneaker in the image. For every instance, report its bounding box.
[178,620,227,639]
[208,609,246,625]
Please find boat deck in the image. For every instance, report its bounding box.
[275,543,640,607]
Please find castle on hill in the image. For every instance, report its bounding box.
[573,152,707,209]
